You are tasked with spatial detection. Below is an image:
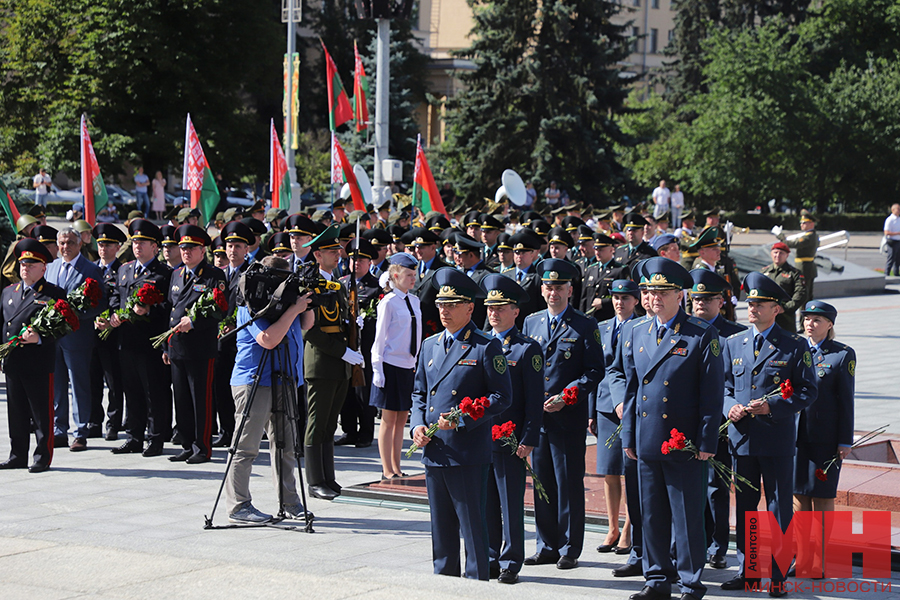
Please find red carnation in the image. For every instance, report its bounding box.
[56,299,80,331]
[492,424,503,441]
[83,278,101,306]
[815,468,827,482]
[213,287,229,313]
[780,379,793,400]
[136,283,164,307]
[661,441,670,455]
[562,386,579,405]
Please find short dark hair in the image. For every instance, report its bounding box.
[261,255,288,270]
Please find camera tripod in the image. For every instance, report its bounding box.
[204,338,314,533]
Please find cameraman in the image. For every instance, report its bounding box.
[226,256,314,523]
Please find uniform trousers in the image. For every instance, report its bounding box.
[214,346,237,437]
[425,463,491,580]
[532,423,586,559]
[121,348,171,444]
[624,453,644,566]
[171,357,216,458]
[487,449,527,573]
[5,369,54,467]
[90,341,124,431]
[225,384,302,514]
[638,458,709,598]
[53,343,95,439]
[734,455,793,583]
[304,377,349,446]
[706,430,732,559]
[338,381,375,443]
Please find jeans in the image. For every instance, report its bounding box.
[135,191,150,217]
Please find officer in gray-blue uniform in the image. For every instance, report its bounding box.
[720,272,817,597]
[522,259,604,570]
[480,274,545,584]
[688,268,746,570]
[620,257,724,600]
[410,267,512,581]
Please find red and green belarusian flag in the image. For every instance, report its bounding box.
[0,177,21,226]
[81,114,108,226]
[322,40,353,131]
[331,133,366,212]
[270,119,290,210]
[353,41,369,132]
[182,114,220,226]
[412,135,446,216]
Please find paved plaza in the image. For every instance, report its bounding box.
[0,260,897,599]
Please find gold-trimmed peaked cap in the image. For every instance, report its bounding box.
[175,224,212,247]
[640,257,690,290]
[92,223,127,245]
[222,221,254,245]
[128,219,163,244]
[742,272,789,303]
[15,237,53,264]
[481,272,528,306]
[689,268,731,296]
[432,266,485,304]
[537,258,579,284]
[303,223,341,250]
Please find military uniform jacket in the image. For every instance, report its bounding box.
[580,260,626,321]
[760,262,806,329]
[112,258,171,353]
[491,327,544,451]
[614,241,656,271]
[797,339,854,449]
[484,245,500,271]
[166,260,226,361]
[303,280,351,380]
[413,261,442,338]
[523,307,604,432]
[501,266,546,329]
[722,323,817,457]
[779,230,818,277]
[340,270,382,374]
[466,262,494,328]
[589,315,635,418]
[96,258,122,345]
[410,322,512,468]
[709,315,746,341]
[1,278,67,372]
[620,310,724,460]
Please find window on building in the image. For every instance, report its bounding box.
[651,0,659,8]
[631,26,640,54]
[633,0,640,7]
[668,29,674,43]
[650,28,658,54]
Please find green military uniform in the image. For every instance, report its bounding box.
[760,262,806,332]
[777,228,817,303]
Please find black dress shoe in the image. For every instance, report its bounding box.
[769,583,788,598]
[523,551,559,566]
[355,439,372,448]
[333,434,357,446]
[498,569,519,584]
[142,442,163,457]
[597,534,621,553]
[308,484,338,501]
[28,462,50,473]
[111,440,143,454]
[709,555,727,569]
[615,545,633,555]
[168,449,192,462]
[722,576,759,591]
[557,556,578,570]
[629,586,671,600]
[613,562,644,577]
[53,435,68,448]
[211,433,231,448]
[681,594,700,600]
[0,458,27,469]
[186,453,210,464]
[104,428,119,441]
[85,423,103,439]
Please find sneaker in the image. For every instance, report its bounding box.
[283,503,314,520]
[228,502,272,524]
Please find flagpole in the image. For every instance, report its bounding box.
[373,18,390,188]
[330,131,335,209]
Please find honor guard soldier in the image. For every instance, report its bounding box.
[164,224,226,464]
[720,272,817,597]
[614,213,656,270]
[410,268,512,580]
[210,235,228,268]
[573,225,597,269]
[775,211,818,303]
[103,220,173,456]
[580,233,626,321]
[620,258,724,600]
[90,224,128,441]
[523,259,604,570]
[0,239,67,472]
[480,274,545,584]
[266,232,293,259]
[688,269,747,570]
[407,227,444,338]
[302,225,364,500]
[760,242,806,333]
[211,220,254,448]
[502,230,546,328]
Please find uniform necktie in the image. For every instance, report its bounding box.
[404,295,417,357]
[516,271,523,283]
[754,334,764,357]
[657,325,666,345]
[61,262,72,287]
[612,322,620,352]
[444,334,453,354]
[550,317,558,332]
[135,265,144,279]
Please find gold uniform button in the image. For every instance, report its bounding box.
[643,379,649,385]
[663,414,668,419]
[664,381,669,386]
[751,385,757,390]
[429,407,434,412]
[431,391,435,396]
[451,390,457,396]
[642,396,647,401]
[663,397,668,403]
[545,392,550,397]
[753,371,758,376]
[546,361,551,367]
[642,412,647,417]
[545,376,550,381]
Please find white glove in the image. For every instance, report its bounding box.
[771,225,783,237]
[341,348,365,366]
[356,315,365,331]
[731,295,738,306]
[372,364,385,388]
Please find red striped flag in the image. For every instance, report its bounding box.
[0,177,21,225]
[322,40,353,131]
[353,41,369,132]
[270,120,290,209]
[332,133,366,212]
[182,114,220,226]
[412,136,446,216]
[81,115,109,225]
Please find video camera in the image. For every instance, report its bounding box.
[238,261,340,321]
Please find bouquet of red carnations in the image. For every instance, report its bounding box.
[150,287,228,349]
[96,283,166,341]
[0,298,79,359]
[492,420,549,503]
[549,385,579,407]
[66,277,101,313]
[405,396,491,458]
[663,428,757,491]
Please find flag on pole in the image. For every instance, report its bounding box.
[352,41,369,132]
[0,177,21,226]
[331,134,366,212]
[321,40,353,131]
[412,136,446,216]
[182,114,220,226]
[80,114,109,226]
[270,120,291,210]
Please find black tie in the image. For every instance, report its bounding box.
[612,322,620,352]
[404,295,417,357]
[516,271,523,283]
[657,325,666,345]
[550,318,557,332]
[754,335,764,357]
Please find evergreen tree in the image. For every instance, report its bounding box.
[663,1,721,112]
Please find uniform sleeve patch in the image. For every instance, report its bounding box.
[710,338,720,357]
[593,329,601,344]
[848,360,855,377]
[532,354,543,372]
[803,351,812,368]
[493,355,508,375]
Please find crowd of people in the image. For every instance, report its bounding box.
[0,193,857,597]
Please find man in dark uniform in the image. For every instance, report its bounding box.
[0,239,67,472]
[690,227,741,321]
[410,268,512,580]
[362,228,392,279]
[1,214,39,289]
[480,214,503,270]
[303,225,363,500]
[241,217,269,264]
[775,210,818,303]
[89,224,127,441]
[408,227,444,339]
[211,220,254,447]
[502,230,546,329]
[522,259,604,570]
[760,242,806,333]
[164,224,227,464]
[335,238,381,448]
[480,274,544,584]
[580,233,625,321]
[572,225,597,270]
[721,272,817,597]
[453,232,493,327]
[620,258,724,600]
[614,213,656,271]
[676,210,699,271]
[688,268,747,570]
[546,227,583,309]
[103,220,173,456]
